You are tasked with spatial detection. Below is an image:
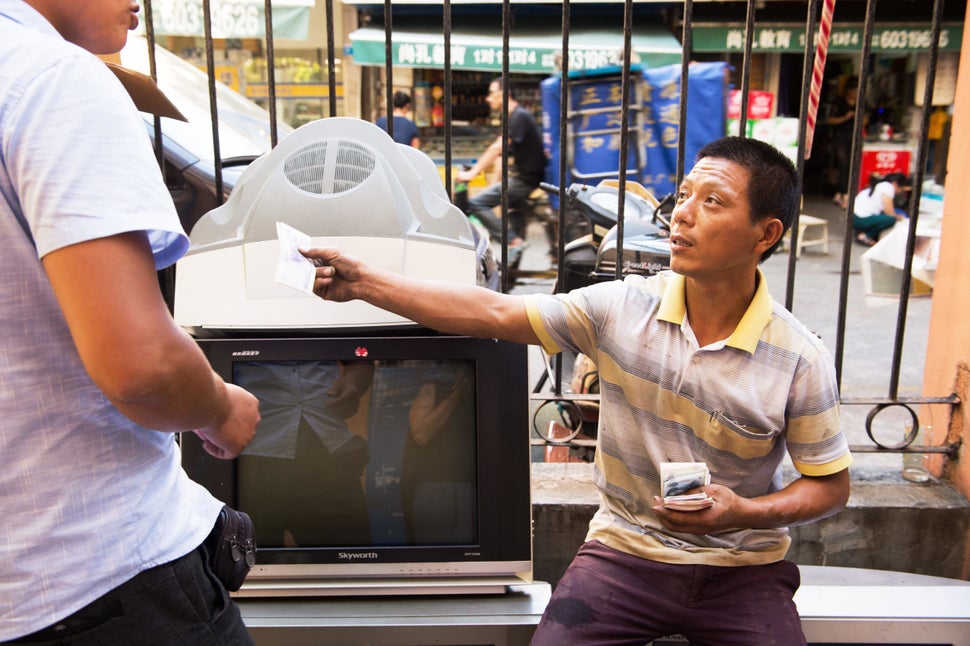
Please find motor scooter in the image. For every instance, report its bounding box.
[539,179,673,292]
[530,180,673,462]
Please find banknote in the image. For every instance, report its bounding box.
[660,462,713,511]
[275,221,315,294]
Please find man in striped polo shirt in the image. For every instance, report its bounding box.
[304,135,852,645]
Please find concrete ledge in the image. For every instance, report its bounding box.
[649,566,970,645]
[531,463,970,587]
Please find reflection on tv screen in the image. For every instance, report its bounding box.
[235,359,478,549]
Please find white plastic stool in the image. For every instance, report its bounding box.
[787,214,829,258]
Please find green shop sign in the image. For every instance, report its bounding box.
[348,28,682,74]
[692,23,962,53]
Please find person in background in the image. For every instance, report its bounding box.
[302,135,851,645]
[376,90,421,148]
[852,172,910,247]
[827,77,859,210]
[456,76,545,254]
[1,1,260,643]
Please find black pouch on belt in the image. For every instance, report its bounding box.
[203,505,257,592]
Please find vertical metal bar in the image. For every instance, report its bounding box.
[676,0,693,188]
[886,0,944,399]
[556,1,570,297]
[142,0,157,85]
[142,0,163,168]
[613,0,634,280]
[263,0,278,148]
[499,0,512,294]
[201,0,224,204]
[785,0,823,312]
[834,0,877,388]
[549,0,571,399]
[738,0,758,137]
[383,0,394,141]
[443,0,453,194]
[325,0,337,117]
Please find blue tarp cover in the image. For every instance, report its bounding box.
[541,62,729,200]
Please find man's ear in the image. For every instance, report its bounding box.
[760,218,785,249]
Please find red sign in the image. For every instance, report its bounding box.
[858,147,912,191]
[727,90,775,119]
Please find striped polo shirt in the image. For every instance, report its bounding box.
[524,270,852,567]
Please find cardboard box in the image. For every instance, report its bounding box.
[103,61,187,122]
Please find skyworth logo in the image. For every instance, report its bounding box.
[338,551,379,560]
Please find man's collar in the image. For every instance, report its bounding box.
[0,0,60,37]
[657,269,773,354]
[657,273,688,325]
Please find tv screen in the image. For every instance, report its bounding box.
[182,333,533,596]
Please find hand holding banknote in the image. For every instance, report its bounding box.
[275,221,316,294]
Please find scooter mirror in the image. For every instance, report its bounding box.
[532,399,584,444]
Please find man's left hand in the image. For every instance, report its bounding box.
[652,484,748,535]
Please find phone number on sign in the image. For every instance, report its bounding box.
[155,0,263,39]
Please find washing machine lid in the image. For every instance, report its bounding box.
[174,117,479,332]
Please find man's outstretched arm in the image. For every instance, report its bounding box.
[302,246,540,346]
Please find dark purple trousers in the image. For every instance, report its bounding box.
[531,540,806,646]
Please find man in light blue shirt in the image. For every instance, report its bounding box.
[0,1,260,642]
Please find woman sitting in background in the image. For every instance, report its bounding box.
[852,172,910,247]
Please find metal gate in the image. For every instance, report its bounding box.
[140,0,961,467]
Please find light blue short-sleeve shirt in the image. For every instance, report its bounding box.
[0,3,221,639]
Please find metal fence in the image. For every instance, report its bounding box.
[141,0,961,463]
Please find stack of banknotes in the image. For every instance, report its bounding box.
[660,462,713,511]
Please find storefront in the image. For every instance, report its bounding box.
[692,21,962,188]
[347,24,682,162]
[141,0,347,127]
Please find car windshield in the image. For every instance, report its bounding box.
[118,35,292,164]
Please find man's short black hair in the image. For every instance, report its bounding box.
[695,136,800,264]
[392,90,411,110]
[490,76,516,100]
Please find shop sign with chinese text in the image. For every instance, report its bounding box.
[692,23,961,53]
[348,29,681,74]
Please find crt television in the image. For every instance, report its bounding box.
[181,332,533,597]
